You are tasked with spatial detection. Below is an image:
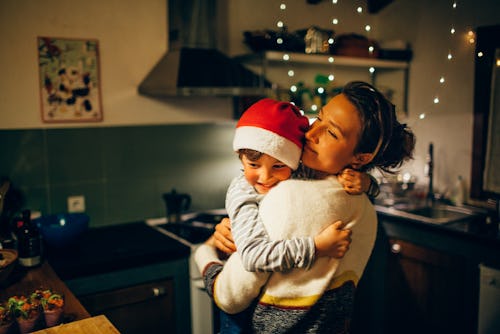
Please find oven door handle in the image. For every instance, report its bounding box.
[152,286,167,297]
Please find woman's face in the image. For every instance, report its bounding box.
[302,93,365,175]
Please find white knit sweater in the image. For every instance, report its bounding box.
[195,176,377,314]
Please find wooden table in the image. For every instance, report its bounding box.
[0,261,90,322]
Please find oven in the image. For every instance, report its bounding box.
[147,209,227,334]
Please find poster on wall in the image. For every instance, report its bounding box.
[38,37,103,123]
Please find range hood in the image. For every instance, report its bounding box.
[138,0,271,98]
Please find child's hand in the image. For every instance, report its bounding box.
[213,217,237,255]
[314,221,352,258]
[338,168,371,195]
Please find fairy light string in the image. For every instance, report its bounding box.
[416,1,476,122]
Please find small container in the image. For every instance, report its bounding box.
[450,175,466,206]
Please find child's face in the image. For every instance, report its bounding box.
[241,153,293,194]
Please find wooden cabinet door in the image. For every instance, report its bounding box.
[385,239,475,334]
[78,279,175,334]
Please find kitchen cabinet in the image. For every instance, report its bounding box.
[384,238,476,334]
[78,279,174,334]
[47,222,192,334]
[352,210,499,334]
[235,51,410,115]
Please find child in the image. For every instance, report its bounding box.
[213,98,375,333]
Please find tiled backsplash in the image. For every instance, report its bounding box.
[0,123,239,227]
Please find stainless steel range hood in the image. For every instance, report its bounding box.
[138,0,271,98]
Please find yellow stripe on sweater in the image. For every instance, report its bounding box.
[259,271,359,308]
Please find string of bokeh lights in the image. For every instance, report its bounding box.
[418,1,476,121]
[275,1,477,120]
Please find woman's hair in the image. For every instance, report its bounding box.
[342,81,416,173]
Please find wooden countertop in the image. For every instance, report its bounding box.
[0,261,90,323]
[33,315,119,334]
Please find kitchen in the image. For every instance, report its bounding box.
[0,0,499,333]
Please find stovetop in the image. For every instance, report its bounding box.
[149,210,227,245]
[46,222,191,280]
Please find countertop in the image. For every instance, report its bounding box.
[46,221,191,281]
[376,206,500,267]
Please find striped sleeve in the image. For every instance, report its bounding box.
[226,175,316,272]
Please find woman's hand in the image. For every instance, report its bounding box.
[212,217,237,255]
[338,168,372,195]
[314,221,352,258]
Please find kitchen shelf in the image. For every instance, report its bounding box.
[235,51,409,69]
[235,51,410,115]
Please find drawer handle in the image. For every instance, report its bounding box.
[152,287,167,297]
[391,243,401,254]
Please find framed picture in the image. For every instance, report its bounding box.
[38,37,103,123]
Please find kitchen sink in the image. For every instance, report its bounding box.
[375,203,485,225]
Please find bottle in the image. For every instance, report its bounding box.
[451,175,465,207]
[16,209,42,267]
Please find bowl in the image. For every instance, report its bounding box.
[0,249,18,286]
[34,213,89,248]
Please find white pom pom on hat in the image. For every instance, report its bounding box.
[233,98,309,170]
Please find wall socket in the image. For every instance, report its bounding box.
[67,195,85,213]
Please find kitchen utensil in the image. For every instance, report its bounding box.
[162,189,191,223]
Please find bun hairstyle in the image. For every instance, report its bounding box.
[342,81,416,173]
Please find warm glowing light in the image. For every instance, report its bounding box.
[288,70,295,77]
[328,74,335,81]
[368,46,374,53]
[290,85,297,92]
[283,54,290,61]
[332,0,338,3]
[328,57,335,63]
[447,53,453,60]
[439,77,445,84]
[450,27,455,34]
[467,30,476,44]
[434,97,440,104]
[496,59,500,67]
[419,113,426,119]
[277,21,284,28]
[328,38,334,44]
[277,38,283,44]
[369,67,375,74]
[311,104,318,111]
[332,18,339,25]
[452,2,457,9]
[365,25,371,32]
[478,51,484,57]
[357,6,363,13]
[280,3,286,10]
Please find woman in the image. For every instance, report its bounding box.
[195,81,415,333]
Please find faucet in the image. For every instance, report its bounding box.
[425,142,435,205]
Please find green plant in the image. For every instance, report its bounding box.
[31,289,64,311]
[7,296,38,320]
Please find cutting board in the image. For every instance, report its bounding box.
[32,315,120,334]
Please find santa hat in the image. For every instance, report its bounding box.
[233,98,309,170]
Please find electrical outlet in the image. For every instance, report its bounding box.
[67,195,85,213]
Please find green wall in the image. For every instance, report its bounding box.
[0,123,239,227]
